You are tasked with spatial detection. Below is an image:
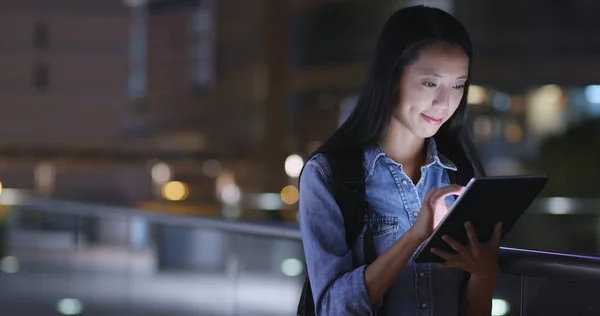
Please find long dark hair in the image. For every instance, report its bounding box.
[310,5,485,180]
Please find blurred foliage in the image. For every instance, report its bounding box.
[536,117,600,197]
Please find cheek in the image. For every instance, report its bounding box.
[450,92,464,113]
[401,86,434,112]
[396,96,420,120]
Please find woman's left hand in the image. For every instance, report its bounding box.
[431,221,502,281]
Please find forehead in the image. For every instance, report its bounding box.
[406,42,469,77]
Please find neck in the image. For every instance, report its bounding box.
[379,119,426,167]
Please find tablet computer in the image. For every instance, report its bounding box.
[413,175,548,263]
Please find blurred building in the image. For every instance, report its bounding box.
[0,0,292,212]
[0,0,148,201]
[0,0,130,145]
[1,0,599,207]
[125,0,295,197]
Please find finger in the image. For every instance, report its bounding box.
[423,187,438,204]
[491,221,503,247]
[431,247,459,262]
[442,234,470,256]
[464,222,481,250]
[427,185,464,205]
[435,261,464,270]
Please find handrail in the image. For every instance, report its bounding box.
[499,247,600,282]
[6,192,600,283]
[20,196,303,240]
[242,195,600,214]
[3,189,600,214]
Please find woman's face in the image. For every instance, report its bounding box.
[393,41,469,138]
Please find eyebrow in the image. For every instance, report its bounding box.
[422,72,469,80]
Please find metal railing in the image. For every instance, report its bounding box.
[2,189,600,315]
[3,189,600,282]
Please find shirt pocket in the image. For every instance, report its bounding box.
[369,215,399,237]
[357,214,399,237]
[355,214,399,258]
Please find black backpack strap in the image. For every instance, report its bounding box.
[325,148,377,265]
[297,277,314,315]
[447,169,458,185]
[325,148,367,248]
[448,168,469,186]
[297,148,377,316]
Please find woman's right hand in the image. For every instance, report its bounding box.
[410,185,465,242]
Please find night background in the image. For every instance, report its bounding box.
[0,0,599,315]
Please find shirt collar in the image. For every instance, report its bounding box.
[363,137,457,177]
[423,137,457,171]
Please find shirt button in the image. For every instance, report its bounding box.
[401,179,408,185]
[419,272,425,277]
[412,211,419,217]
[421,303,427,308]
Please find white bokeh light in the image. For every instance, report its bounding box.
[220,183,241,206]
[57,298,83,315]
[280,258,304,277]
[284,155,304,178]
[0,256,19,274]
[585,85,600,104]
[491,298,509,316]
[151,162,172,184]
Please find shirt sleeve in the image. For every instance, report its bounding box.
[299,156,376,315]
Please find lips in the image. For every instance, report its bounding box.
[421,113,443,125]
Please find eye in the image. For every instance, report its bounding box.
[453,84,465,90]
[423,82,437,88]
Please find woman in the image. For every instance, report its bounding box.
[299,5,503,316]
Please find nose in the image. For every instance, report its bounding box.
[432,87,450,110]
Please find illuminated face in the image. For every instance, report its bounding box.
[393,42,469,138]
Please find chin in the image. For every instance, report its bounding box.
[414,125,441,138]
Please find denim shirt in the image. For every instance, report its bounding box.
[299,138,465,316]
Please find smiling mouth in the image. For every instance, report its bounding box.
[421,113,444,125]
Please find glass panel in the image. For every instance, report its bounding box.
[492,273,522,316]
[148,223,237,316]
[523,276,600,316]
[0,206,306,316]
[1,208,136,315]
[231,234,305,316]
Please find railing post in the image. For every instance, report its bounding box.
[520,275,528,316]
[229,234,241,316]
